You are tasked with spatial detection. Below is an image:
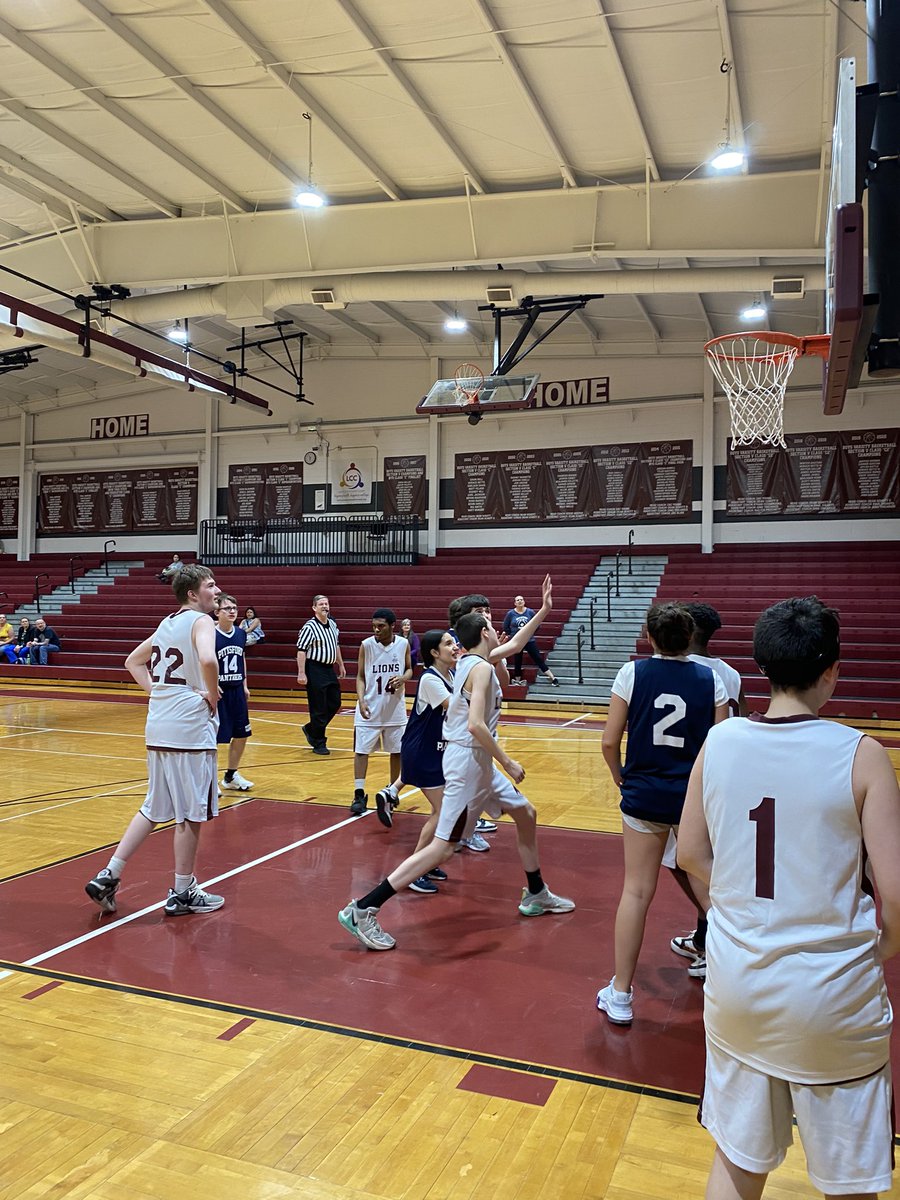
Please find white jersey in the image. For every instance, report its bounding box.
[145,609,218,751]
[444,654,502,746]
[354,635,408,726]
[688,653,742,714]
[702,715,891,1084]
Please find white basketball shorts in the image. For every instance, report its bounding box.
[436,742,530,841]
[700,1040,894,1194]
[353,723,405,755]
[141,749,218,824]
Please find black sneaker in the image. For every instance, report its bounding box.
[85,868,120,914]
[350,790,368,815]
[375,788,395,828]
[426,867,448,881]
[301,723,315,749]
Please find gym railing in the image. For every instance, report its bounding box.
[199,515,422,567]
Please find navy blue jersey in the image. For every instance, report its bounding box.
[215,625,247,688]
[621,657,717,822]
[400,666,453,789]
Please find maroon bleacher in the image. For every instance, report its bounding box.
[0,553,105,611]
[0,548,599,692]
[638,542,900,722]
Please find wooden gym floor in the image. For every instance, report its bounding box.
[1,680,899,1199]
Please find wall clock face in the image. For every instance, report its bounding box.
[304,451,317,465]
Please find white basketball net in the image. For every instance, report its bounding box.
[453,363,484,406]
[705,336,798,448]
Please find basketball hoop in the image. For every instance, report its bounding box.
[453,362,485,406]
[704,332,830,447]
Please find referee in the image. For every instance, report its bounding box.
[296,594,346,756]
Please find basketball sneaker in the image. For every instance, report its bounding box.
[338,900,396,950]
[687,954,707,979]
[517,885,576,917]
[350,790,368,816]
[408,875,439,894]
[671,931,702,959]
[85,868,120,914]
[474,817,497,833]
[221,771,254,791]
[456,833,490,852]
[164,879,224,915]
[301,723,315,749]
[596,979,633,1025]
[426,867,448,881]
[375,787,395,828]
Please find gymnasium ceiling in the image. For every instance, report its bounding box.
[0,0,870,415]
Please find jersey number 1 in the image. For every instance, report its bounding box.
[749,796,775,899]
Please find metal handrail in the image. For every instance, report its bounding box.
[627,528,634,574]
[33,572,49,608]
[606,573,613,622]
[68,555,83,590]
[199,514,421,567]
[615,551,622,597]
[103,539,117,576]
[576,624,585,685]
[589,597,596,651]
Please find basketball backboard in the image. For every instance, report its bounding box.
[822,58,878,414]
[416,372,539,417]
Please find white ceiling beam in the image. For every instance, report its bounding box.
[6,173,820,292]
[575,308,603,340]
[434,300,486,349]
[713,1,746,154]
[326,310,381,343]
[281,315,333,344]
[73,0,304,194]
[0,216,32,241]
[591,2,660,180]
[0,145,118,223]
[0,86,179,218]
[469,0,577,188]
[370,301,432,342]
[0,13,251,213]
[0,166,96,225]
[199,0,406,202]
[331,0,488,194]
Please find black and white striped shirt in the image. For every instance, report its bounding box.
[296,616,340,664]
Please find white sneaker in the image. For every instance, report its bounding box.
[221,772,254,791]
[474,817,497,833]
[517,885,575,917]
[338,900,396,950]
[456,833,490,852]
[596,979,633,1025]
[164,878,225,916]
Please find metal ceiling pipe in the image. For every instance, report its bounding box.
[111,266,826,323]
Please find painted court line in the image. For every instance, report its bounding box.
[23,809,372,968]
[0,779,144,825]
[0,727,52,742]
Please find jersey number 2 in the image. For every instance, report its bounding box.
[149,644,186,685]
[749,796,775,899]
[653,694,686,747]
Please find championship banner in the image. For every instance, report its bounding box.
[0,476,19,536]
[383,455,426,519]
[38,466,199,533]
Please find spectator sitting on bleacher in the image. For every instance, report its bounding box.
[28,617,61,665]
[0,612,15,664]
[157,553,182,583]
[12,616,32,663]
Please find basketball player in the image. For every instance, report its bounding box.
[597,603,727,1025]
[667,600,747,978]
[398,628,457,894]
[84,564,225,916]
[215,594,254,792]
[374,594,498,843]
[678,596,900,1200]
[350,609,412,815]
[338,575,574,951]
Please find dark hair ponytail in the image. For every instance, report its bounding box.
[646,602,694,655]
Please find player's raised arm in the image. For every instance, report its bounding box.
[489,574,552,662]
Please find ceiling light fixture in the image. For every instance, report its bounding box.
[444,313,468,333]
[710,59,745,172]
[740,298,768,322]
[167,319,188,343]
[295,112,328,209]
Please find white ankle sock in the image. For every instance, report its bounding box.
[174,874,193,894]
[107,856,127,878]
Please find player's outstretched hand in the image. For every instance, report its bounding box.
[506,758,526,784]
[541,573,553,611]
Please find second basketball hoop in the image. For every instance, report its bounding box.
[704,332,830,448]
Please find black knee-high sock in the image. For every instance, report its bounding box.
[694,916,708,951]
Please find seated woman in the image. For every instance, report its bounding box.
[400,618,420,668]
[12,616,32,663]
[239,606,265,646]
